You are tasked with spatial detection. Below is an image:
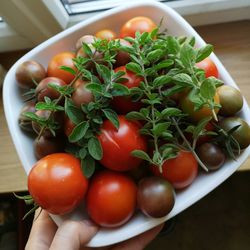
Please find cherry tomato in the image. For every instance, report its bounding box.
[98,115,147,171]
[71,79,94,108]
[87,170,137,227]
[120,16,157,38]
[95,29,116,40]
[114,39,131,67]
[112,66,143,114]
[35,77,66,102]
[196,58,219,78]
[75,35,95,50]
[47,52,76,84]
[28,153,88,215]
[151,150,198,189]
[180,92,220,123]
[64,115,76,137]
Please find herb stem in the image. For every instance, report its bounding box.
[171,117,209,172]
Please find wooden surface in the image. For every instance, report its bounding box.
[0,20,250,193]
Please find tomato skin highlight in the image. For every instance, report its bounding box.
[98,115,147,171]
[196,58,219,78]
[112,66,143,114]
[120,16,157,38]
[28,153,88,215]
[151,151,198,189]
[47,52,76,84]
[87,170,137,227]
[95,29,116,40]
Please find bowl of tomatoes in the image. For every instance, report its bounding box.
[3,1,250,247]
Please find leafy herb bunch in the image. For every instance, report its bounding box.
[24,26,235,177]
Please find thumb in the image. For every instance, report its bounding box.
[50,219,98,250]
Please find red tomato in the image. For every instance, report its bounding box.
[196,57,219,78]
[151,150,198,189]
[47,52,76,84]
[98,115,147,171]
[120,16,157,38]
[112,66,143,114]
[28,153,88,215]
[95,29,117,40]
[87,170,137,227]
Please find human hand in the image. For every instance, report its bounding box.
[25,209,163,250]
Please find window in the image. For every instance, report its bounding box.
[0,0,249,52]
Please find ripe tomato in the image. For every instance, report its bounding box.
[87,170,137,227]
[28,153,88,215]
[180,92,220,123]
[47,52,76,84]
[98,115,147,171]
[112,66,143,114]
[196,58,219,78]
[120,16,157,38]
[95,29,116,40]
[151,150,198,189]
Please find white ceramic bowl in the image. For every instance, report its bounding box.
[3,1,250,247]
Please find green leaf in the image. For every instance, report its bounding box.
[193,117,212,139]
[166,36,180,55]
[69,121,89,143]
[150,27,159,38]
[88,137,103,160]
[65,98,85,124]
[131,150,151,162]
[154,59,174,71]
[82,42,93,57]
[188,37,196,47]
[180,43,196,69]
[48,83,74,96]
[81,156,95,178]
[59,66,76,75]
[126,111,146,120]
[111,83,130,96]
[200,79,216,100]
[146,49,164,63]
[95,64,111,84]
[161,107,182,117]
[152,122,171,137]
[35,101,64,112]
[153,75,172,87]
[140,32,149,44]
[126,62,141,74]
[79,148,87,159]
[102,109,119,129]
[85,83,103,95]
[196,44,213,62]
[172,73,194,86]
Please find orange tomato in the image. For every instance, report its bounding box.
[95,29,117,40]
[180,92,220,123]
[120,16,157,38]
[47,52,76,84]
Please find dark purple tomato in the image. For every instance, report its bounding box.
[196,143,226,171]
[18,101,36,132]
[114,39,131,67]
[71,79,94,108]
[35,77,66,102]
[34,135,65,159]
[137,176,175,218]
[16,60,46,89]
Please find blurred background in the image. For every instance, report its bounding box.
[0,1,250,249]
